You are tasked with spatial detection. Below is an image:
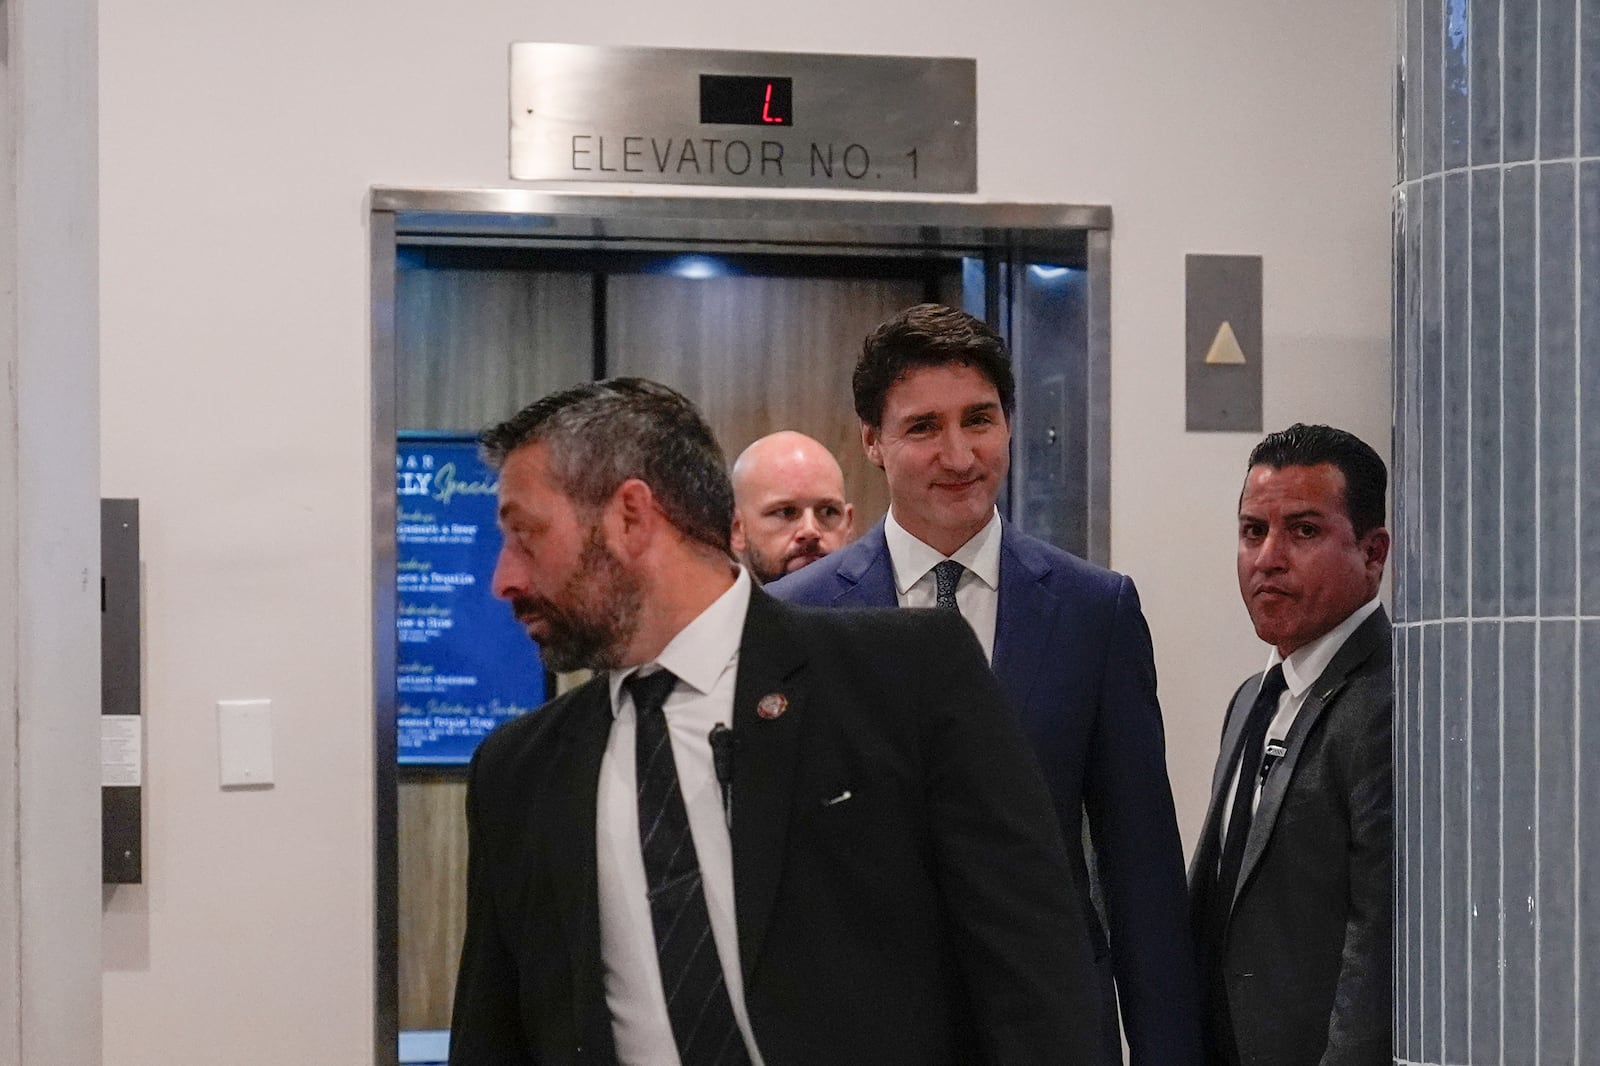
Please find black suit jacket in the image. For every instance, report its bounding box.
[769,521,1203,1066]
[449,588,1103,1066]
[1188,608,1393,1066]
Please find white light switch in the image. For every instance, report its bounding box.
[218,699,274,788]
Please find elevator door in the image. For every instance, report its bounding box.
[373,193,1110,1066]
[393,248,963,1048]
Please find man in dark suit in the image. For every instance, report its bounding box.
[449,377,1102,1066]
[768,305,1202,1066]
[1189,423,1392,1066]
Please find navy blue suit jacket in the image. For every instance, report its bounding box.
[769,520,1204,1066]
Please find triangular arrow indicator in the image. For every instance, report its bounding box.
[1205,320,1248,365]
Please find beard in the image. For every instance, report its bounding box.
[510,528,643,673]
[745,541,824,585]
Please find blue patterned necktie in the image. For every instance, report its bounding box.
[932,559,965,612]
[627,668,751,1066]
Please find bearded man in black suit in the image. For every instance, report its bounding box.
[1190,423,1393,1066]
[448,377,1101,1066]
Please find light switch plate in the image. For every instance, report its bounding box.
[218,699,274,788]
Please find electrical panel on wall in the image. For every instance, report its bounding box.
[101,498,142,884]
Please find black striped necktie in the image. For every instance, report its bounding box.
[627,668,751,1066]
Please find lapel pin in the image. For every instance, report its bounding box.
[756,692,788,720]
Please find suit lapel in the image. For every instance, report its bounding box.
[990,526,1058,715]
[729,590,810,981]
[1188,680,1257,885]
[1212,683,1260,801]
[829,522,897,607]
[549,682,614,1037]
[1234,608,1391,906]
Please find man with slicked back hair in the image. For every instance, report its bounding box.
[1190,423,1392,1066]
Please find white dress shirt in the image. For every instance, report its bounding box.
[882,507,1003,663]
[596,567,765,1066]
[1219,596,1383,842]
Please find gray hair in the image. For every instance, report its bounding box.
[480,378,734,555]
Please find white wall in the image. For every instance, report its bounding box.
[97,1,1392,1062]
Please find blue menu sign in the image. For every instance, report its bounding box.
[396,434,546,765]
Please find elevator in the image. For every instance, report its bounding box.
[370,189,1111,1064]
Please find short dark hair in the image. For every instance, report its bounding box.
[1246,423,1388,536]
[853,304,1015,427]
[480,378,734,555]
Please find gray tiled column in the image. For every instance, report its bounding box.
[1394,2,1600,1064]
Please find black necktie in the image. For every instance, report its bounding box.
[1199,664,1288,1064]
[1214,664,1289,907]
[627,669,751,1066]
[932,559,964,611]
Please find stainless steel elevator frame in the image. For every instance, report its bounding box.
[369,188,1113,1064]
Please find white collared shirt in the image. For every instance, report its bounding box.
[1219,596,1384,841]
[882,507,1003,663]
[596,567,765,1066]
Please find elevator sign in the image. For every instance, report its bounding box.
[510,43,977,193]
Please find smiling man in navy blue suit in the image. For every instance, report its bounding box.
[768,304,1203,1066]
